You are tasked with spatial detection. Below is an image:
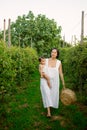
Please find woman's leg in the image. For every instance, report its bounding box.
[47,107,51,117]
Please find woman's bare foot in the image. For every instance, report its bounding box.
[47,107,51,117]
[47,113,51,118]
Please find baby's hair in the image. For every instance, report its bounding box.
[38,56,45,62]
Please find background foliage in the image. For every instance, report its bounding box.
[59,43,87,104]
[0,40,38,97]
[0,11,72,57]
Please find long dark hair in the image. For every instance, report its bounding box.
[50,48,59,58]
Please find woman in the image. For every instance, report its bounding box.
[40,48,65,117]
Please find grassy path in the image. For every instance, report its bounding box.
[0,72,87,130]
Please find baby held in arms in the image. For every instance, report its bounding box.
[39,57,51,88]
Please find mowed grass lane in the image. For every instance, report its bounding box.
[1,71,87,130]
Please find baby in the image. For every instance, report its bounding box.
[39,57,51,88]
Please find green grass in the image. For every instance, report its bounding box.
[0,71,87,130]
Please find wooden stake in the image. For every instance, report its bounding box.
[3,19,6,42]
[80,11,84,44]
[8,18,11,47]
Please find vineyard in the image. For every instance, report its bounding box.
[0,40,87,129]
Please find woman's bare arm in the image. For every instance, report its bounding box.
[59,63,65,88]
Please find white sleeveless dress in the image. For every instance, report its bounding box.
[40,58,61,108]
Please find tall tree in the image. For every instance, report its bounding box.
[1,11,62,55]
